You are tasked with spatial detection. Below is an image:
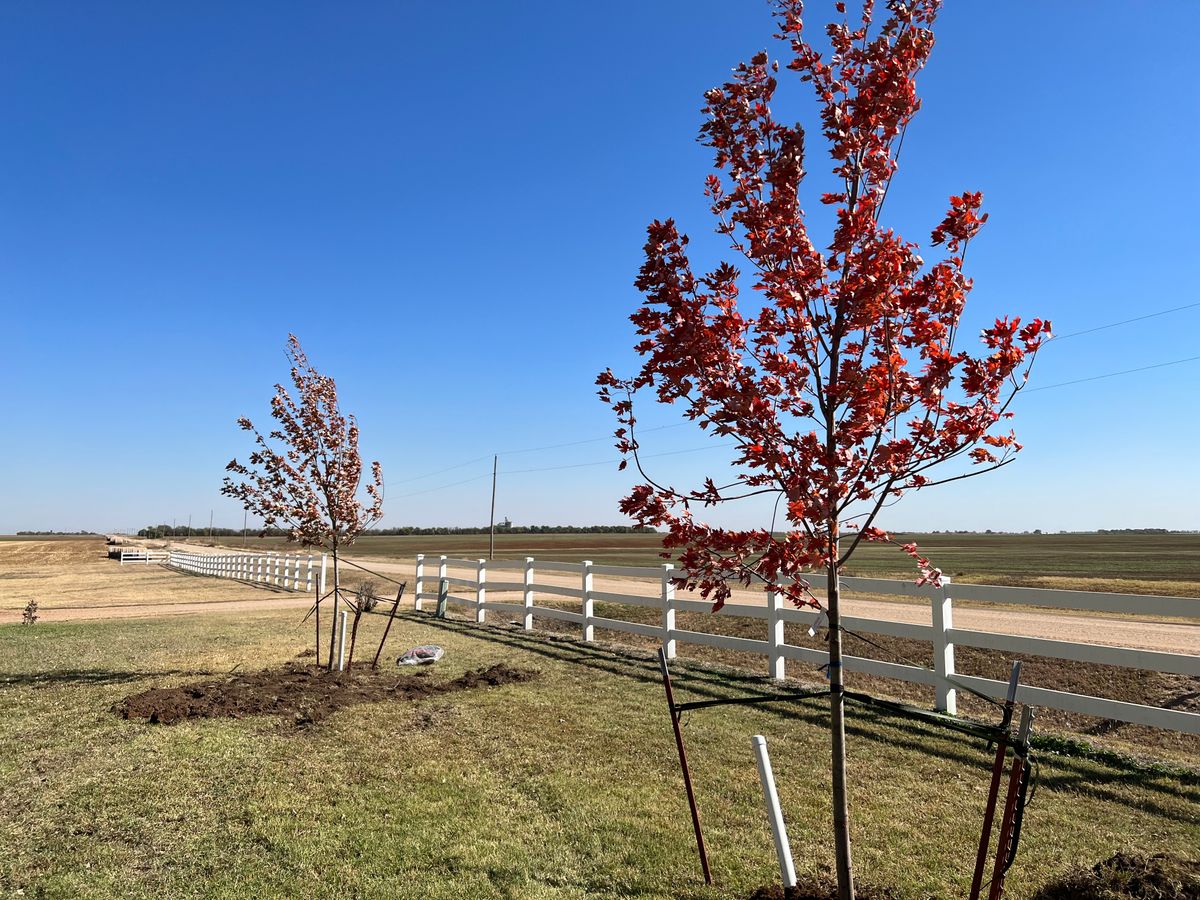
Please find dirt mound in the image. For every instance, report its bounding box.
[1033,851,1200,899]
[748,880,897,900]
[114,662,537,726]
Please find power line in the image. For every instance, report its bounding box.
[396,303,1199,498]
[504,442,738,475]
[1045,301,1200,343]
[1023,355,1200,393]
[497,422,689,456]
[395,472,492,499]
[394,422,691,487]
[391,455,492,485]
[398,442,739,498]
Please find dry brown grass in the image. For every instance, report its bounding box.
[0,539,293,620]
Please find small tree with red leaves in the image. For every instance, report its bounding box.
[222,335,384,670]
[598,2,1048,895]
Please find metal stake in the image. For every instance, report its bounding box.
[371,583,407,670]
[988,706,1034,900]
[657,648,713,885]
[969,661,1022,900]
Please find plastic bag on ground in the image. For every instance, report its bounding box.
[398,645,445,666]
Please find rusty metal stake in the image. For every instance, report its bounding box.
[969,662,1022,900]
[987,706,1034,900]
[371,583,407,670]
[657,648,713,885]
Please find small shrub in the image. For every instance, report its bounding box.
[353,580,380,613]
[21,598,39,625]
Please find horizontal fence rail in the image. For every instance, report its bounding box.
[413,554,1200,735]
[115,546,327,595]
[118,549,170,564]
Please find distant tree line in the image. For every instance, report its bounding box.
[362,524,658,536]
[15,530,98,536]
[134,523,656,538]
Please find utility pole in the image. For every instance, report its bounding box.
[488,455,498,560]
[208,510,213,543]
[187,514,192,541]
[242,510,247,547]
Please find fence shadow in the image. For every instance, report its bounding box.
[401,610,1200,820]
[0,668,218,688]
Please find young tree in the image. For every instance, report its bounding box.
[222,335,384,669]
[597,2,1048,895]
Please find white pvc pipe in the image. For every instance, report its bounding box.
[337,610,349,672]
[752,735,796,888]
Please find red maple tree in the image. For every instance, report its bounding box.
[598,2,1048,894]
[222,334,384,669]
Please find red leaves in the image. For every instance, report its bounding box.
[220,336,384,550]
[599,0,1043,595]
[931,192,988,252]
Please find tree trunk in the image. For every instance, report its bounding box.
[326,547,340,670]
[828,563,855,899]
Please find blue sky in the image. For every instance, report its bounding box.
[2,1,1197,534]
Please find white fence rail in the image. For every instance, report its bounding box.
[413,554,1200,735]
[133,548,328,594]
[118,549,170,564]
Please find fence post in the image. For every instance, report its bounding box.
[306,555,313,592]
[274,553,281,587]
[932,577,957,715]
[438,556,448,606]
[319,554,328,596]
[767,589,786,681]
[476,559,488,624]
[661,564,677,659]
[523,556,535,630]
[414,554,425,611]
[581,560,594,642]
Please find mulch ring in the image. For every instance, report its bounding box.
[114,662,537,727]
[748,880,897,900]
[748,853,1200,899]
[1032,851,1200,899]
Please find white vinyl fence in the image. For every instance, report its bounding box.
[413,554,1200,735]
[118,548,170,564]
[165,549,325,594]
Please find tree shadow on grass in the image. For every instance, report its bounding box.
[0,669,218,688]
[403,611,1200,820]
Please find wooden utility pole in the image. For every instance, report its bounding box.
[242,510,247,547]
[488,455,498,559]
[208,510,214,542]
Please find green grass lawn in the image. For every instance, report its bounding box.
[1,610,1196,899]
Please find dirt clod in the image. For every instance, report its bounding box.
[1033,851,1200,899]
[748,880,897,900]
[114,662,537,726]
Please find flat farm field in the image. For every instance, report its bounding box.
[208,531,1200,597]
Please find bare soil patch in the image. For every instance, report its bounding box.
[1032,851,1200,899]
[114,662,538,726]
[748,881,897,900]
